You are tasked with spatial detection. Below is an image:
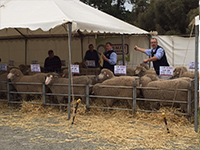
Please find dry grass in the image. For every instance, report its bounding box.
[0,100,198,149]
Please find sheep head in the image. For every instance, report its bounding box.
[173,66,188,78]
[134,66,147,77]
[7,68,23,81]
[45,73,58,85]
[97,69,114,80]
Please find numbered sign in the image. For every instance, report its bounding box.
[31,64,41,72]
[160,66,173,76]
[9,60,14,66]
[114,65,126,75]
[87,60,95,67]
[0,64,7,71]
[71,65,79,74]
[61,60,66,66]
[189,62,199,69]
[31,60,38,64]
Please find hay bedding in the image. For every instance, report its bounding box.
[0,101,198,149]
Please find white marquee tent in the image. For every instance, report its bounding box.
[0,0,150,66]
[0,0,148,35]
[0,0,150,118]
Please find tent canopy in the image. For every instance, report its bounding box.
[0,0,149,39]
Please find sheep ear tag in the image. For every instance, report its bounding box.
[106,74,109,78]
[16,74,20,77]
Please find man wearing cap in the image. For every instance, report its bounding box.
[44,50,61,73]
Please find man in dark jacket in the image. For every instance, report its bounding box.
[102,42,117,73]
[134,38,169,76]
[44,50,61,73]
[83,44,100,68]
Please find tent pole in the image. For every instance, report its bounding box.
[67,22,72,120]
[194,24,199,132]
[122,34,125,65]
[172,36,174,67]
[25,39,28,65]
[148,34,152,68]
[81,37,84,61]
[77,30,85,62]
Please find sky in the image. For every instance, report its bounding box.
[124,1,133,11]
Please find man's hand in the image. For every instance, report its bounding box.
[102,54,106,60]
[143,59,149,63]
[134,45,146,53]
[134,45,139,51]
[102,54,109,63]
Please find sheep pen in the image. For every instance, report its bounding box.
[0,101,198,150]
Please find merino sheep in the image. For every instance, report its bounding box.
[92,76,141,108]
[7,69,47,101]
[181,71,196,79]
[140,63,149,70]
[141,77,193,112]
[172,66,188,78]
[45,73,93,107]
[140,74,159,87]
[97,68,115,81]
[134,66,156,77]
[126,68,135,76]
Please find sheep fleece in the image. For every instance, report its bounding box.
[93,76,140,107]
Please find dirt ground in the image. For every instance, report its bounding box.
[0,101,199,150]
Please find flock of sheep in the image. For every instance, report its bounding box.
[0,63,197,112]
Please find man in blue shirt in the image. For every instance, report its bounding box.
[102,42,117,73]
[134,38,169,76]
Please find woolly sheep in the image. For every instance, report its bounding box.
[140,63,149,70]
[181,72,196,79]
[7,68,47,101]
[172,66,188,78]
[97,69,115,81]
[126,68,135,76]
[141,77,193,112]
[134,66,156,77]
[140,74,159,87]
[45,73,93,107]
[92,76,141,108]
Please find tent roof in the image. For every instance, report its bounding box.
[0,0,149,38]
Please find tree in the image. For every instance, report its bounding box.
[80,0,131,23]
[132,0,198,35]
[80,0,198,35]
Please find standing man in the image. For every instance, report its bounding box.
[83,44,100,68]
[134,38,169,76]
[102,42,117,73]
[44,50,61,73]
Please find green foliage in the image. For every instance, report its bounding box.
[80,0,198,35]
